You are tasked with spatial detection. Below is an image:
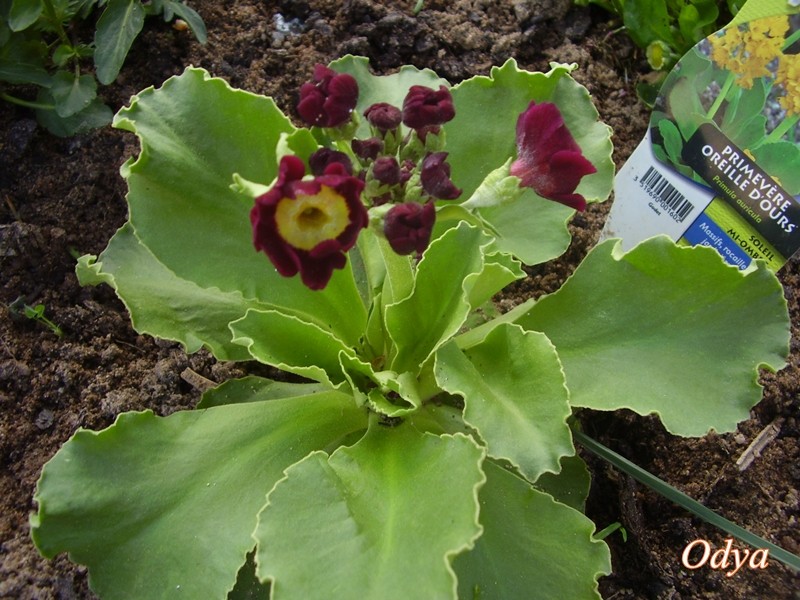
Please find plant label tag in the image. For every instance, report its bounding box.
[601,6,800,272]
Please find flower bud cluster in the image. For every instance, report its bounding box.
[250,65,464,289]
[252,63,595,290]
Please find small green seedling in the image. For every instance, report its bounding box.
[573,0,745,104]
[594,521,628,542]
[0,0,206,136]
[574,0,744,70]
[9,296,63,337]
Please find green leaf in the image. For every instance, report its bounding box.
[0,33,50,85]
[106,67,367,350]
[197,375,331,409]
[678,0,719,44]
[475,192,574,265]
[50,70,97,117]
[663,76,706,143]
[164,0,207,44]
[752,141,800,196]
[35,92,112,136]
[453,460,610,600]
[466,250,524,309]
[31,392,368,600]
[534,453,593,512]
[622,0,674,48]
[73,0,100,19]
[713,80,771,150]
[52,43,74,66]
[435,324,573,482]
[657,119,684,165]
[94,0,145,85]
[76,224,263,360]
[385,222,490,373]
[512,237,790,436]
[8,0,42,30]
[254,422,485,600]
[229,309,354,387]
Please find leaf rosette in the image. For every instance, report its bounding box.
[29,58,790,600]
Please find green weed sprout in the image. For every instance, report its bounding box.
[0,0,206,136]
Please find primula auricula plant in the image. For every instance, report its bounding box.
[31,56,789,599]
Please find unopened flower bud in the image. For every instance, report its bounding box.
[399,159,415,184]
[372,157,401,186]
[297,64,359,128]
[352,137,384,160]
[384,201,436,255]
[309,148,353,176]
[402,85,455,130]
[420,152,461,200]
[364,102,402,132]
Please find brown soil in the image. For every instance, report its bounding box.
[1,1,798,598]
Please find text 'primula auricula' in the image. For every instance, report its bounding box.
[250,62,597,289]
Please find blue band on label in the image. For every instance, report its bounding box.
[683,217,752,270]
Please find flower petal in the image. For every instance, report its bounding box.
[421,152,461,200]
[402,85,455,130]
[512,101,595,210]
[251,155,367,290]
[384,201,436,255]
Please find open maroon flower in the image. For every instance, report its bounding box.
[384,201,436,255]
[251,155,367,290]
[402,85,455,130]
[510,101,596,211]
[420,152,461,200]
[297,64,359,128]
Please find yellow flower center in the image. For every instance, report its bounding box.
[275,185,350,250]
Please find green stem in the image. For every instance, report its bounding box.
[334,138,359,165]
[572,428,800,572]
[782,28,800,52]
[41,0,71,47]
[0,92,54,110]
[416,361,442,403]
[759,112,800,147]
[706,72,735,121]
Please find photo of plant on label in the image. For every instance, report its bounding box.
[604,11,800,272]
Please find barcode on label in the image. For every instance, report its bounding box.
[640,166,694,223]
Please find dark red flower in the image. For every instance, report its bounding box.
[372,157,401,186]
[309,148,353,176]
[364,102,402,132]
[251,155,368,290]
[384,202,436,255]
[297,64,359,128]
[402,85,455,130]
[510,101,596,211]
[351,137,384,160]
[399,159,415,184]
[420,152,461,200]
